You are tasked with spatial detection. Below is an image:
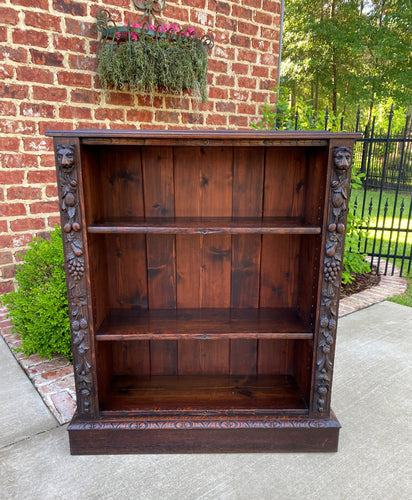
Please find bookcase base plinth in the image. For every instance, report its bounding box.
[68,412,341,454]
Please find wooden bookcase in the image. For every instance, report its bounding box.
[47,130,359,454]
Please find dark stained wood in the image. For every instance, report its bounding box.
[112,341,150,376]
[229,339,257,376]
[105,234,148,309]
[178,340,229,375]
[201,234,231,308]
[96,308,313,340]
[101,374,308,413]
[97,146,144,219]
[294,339,313,403]
[264,147,306,218]
[141,146,174,217]
[230,147,264,377]
[150,340,178,376]
[87,233,109,328]
[68,412,341,454]
[260,235,300,308]
[87,216,321,234]
[176,235,201,308]
[231,235,261,308]
[146,235,176,309]
[48,129,357,454]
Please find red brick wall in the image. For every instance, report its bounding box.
[0,0,281,293]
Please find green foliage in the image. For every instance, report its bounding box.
[252,86,344,131]
[280,0,412,122]
[98,36,208,103]
[2,227,72,361]
[341,211,371,284]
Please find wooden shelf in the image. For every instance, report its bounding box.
[100,374,308,414]
[96,308,313,341]
[87,217,321,235]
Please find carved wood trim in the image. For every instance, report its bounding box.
[54,141,97,417]
[69,413,341,431]
[312,144,353,415]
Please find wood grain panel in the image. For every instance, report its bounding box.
[112,341,150,376]
[230,339,257,376]
[230,147,264,373]
[231,235,261,308]
[304,147,328,225]
[176,235,201,308]
[106,234,148,309]
[87,233,109,328]
[232,146,264,217]
[174,146,233,217]
[201,234,231,308]
[150,340,178,375]
[142,146,174,217]
[257,339,294,375]
[260,235,300,308]
[264,147,306,218]
[178,340,229,375]
[103,374,307,412]
[97,146,144,219]
[146,235,176,309]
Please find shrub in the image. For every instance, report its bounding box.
[2,226,72,361]
[341,211,371,284]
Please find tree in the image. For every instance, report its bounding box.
[280,0,412,124]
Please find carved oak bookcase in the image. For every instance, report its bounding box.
[46,130,359,454]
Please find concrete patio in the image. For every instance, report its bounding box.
[1,300,411,499]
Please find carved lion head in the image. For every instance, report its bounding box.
[56,144,75,170]
[333,146,352,171]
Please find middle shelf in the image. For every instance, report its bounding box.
[95,308,313,341]
[87,217,322,235]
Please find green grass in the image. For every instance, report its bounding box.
[347,187,412,307]
[349,188,412,275]
[388,274,412,307]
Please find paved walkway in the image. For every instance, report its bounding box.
[1,300,411,499]
[0,260,407,424]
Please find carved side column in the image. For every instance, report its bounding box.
[311,144,354,416]
[53,139,98,418]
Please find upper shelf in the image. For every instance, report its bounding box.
[87,217,322,235]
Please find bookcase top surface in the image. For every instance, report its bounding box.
[46,129,361,142]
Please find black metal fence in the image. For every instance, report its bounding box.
[351,109,412,276]
[272,103,412,276]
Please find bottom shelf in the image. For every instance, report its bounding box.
[100,374,308,415]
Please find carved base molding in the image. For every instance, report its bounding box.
[68,412,341,454]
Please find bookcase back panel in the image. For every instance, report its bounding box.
[90,234,313,314]
[104,339,298,378]
[82,145,327,223]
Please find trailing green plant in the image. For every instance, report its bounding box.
[98,32,208,103]
[2,226,72,361]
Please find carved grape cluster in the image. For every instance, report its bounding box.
[324,260,341,282]
[68,258,84,280]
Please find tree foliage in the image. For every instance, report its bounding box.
[281,0,412,124]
